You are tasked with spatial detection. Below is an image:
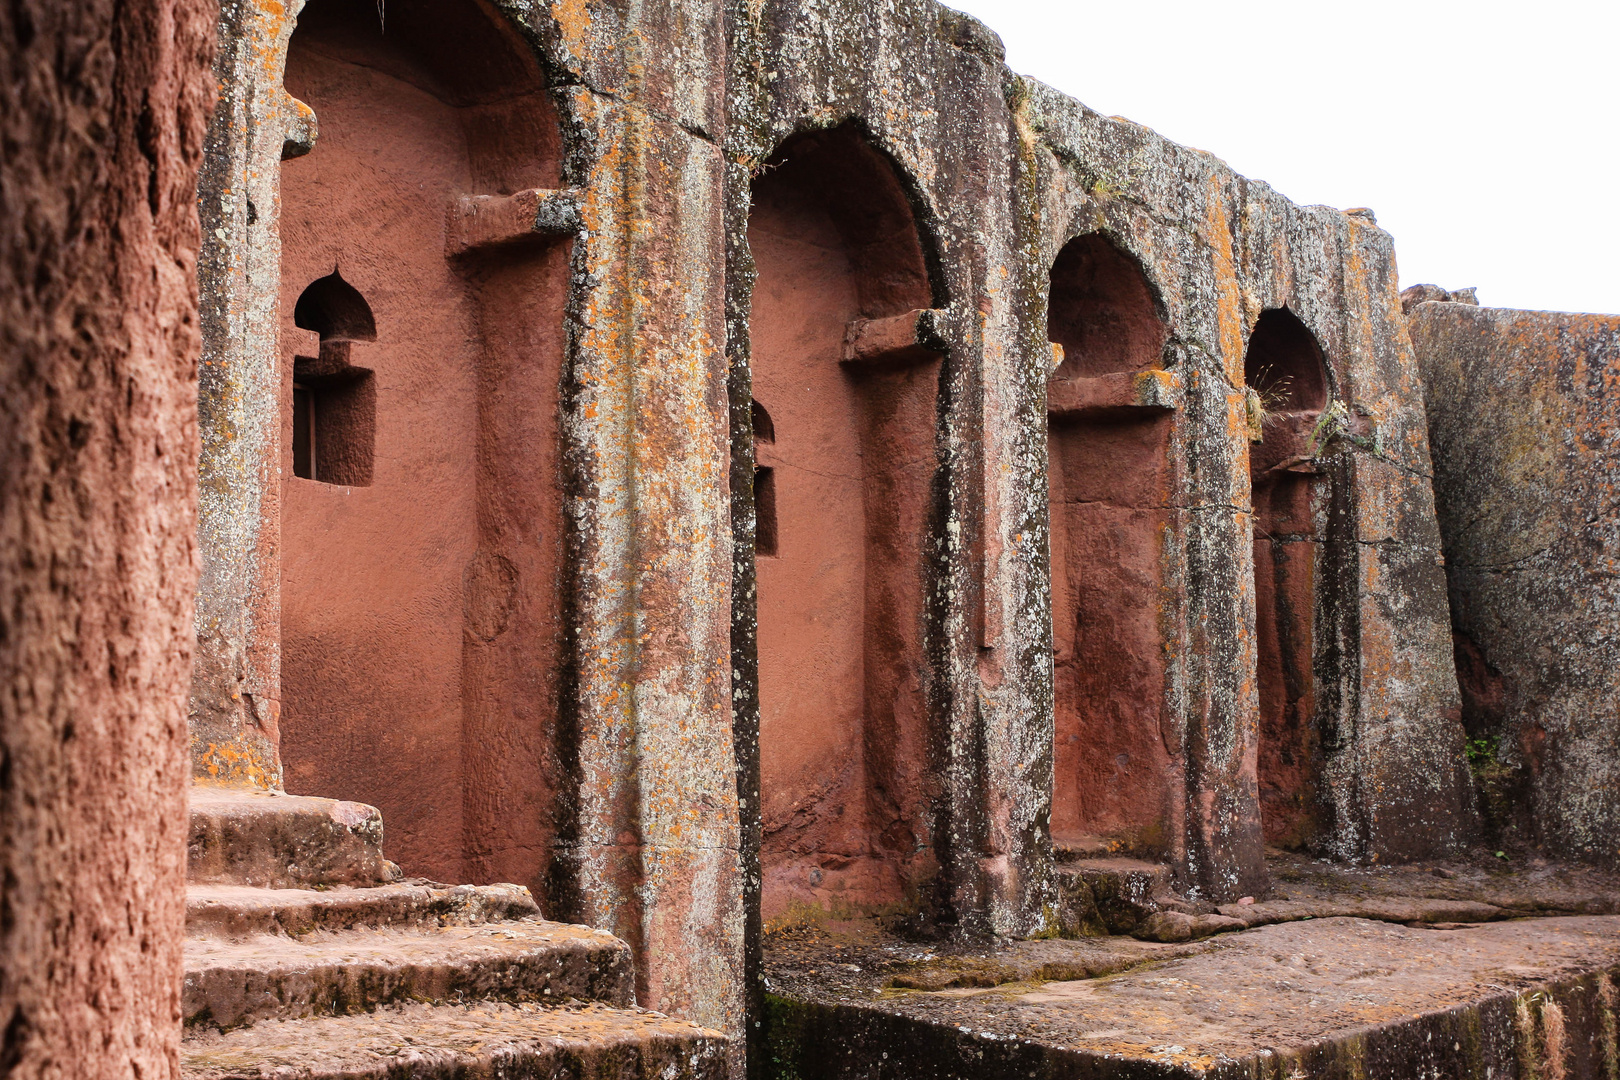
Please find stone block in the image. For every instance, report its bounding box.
[188,785,390,889]
[184,920,634,1030]
[181,1001,729,1080]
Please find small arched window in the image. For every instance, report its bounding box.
[291,270,376,486]
[1245,307,1327,416]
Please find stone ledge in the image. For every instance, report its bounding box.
[186,882,540,938]
[185,919,633,1029]
[181,1001,729,1080]
[188,784,391,889]
[766,917,1620,1079]
[1047,369,1183,417]
[446,188,582,257]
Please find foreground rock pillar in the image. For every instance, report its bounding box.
[0,0,213,1073]
[1413,299,1620,869]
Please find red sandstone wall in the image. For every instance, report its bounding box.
[0,0,212,1073]
[1045,235,1176,855]
[276,3,567,890]
[749,128,939,919]
[279,40,480,882]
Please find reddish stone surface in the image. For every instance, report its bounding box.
[1046,235,1177,856]
[276,0,568,891]
[749,126,940,919]
[0,0,214,1073]
[1246,308,1330,850]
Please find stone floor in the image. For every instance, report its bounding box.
[762,851,1620,1079]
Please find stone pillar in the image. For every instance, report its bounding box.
[1305,227,1476,864]
[192,0,311,789]
[0,0,213,1073]
[539,0,746,1050]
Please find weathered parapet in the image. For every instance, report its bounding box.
[193,0,310,788]
[1017,82,1473,883]
[1412,302,1620,870]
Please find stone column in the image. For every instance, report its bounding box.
[537,0,746,1050]
[192,0,313,789]
[0,0,213,1072]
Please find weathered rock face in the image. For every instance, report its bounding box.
[1412,299,1620,870]
[191,0,1475,1052]
[0,0,214,1074]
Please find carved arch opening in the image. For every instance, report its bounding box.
[278,0,571,898]
[745,121,944,920]
[1045,232,1177,857]
[1245,306,1332,850]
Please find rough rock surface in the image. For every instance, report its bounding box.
[179,772,729,1075]
[186,882,541,937]
[188,783,392,888]
[185,919,634,1030]
[766,917,1620,1079]
[1412,301,1620,869]
[0,0,214,1074]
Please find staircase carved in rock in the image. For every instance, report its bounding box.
[181,784,727,1079]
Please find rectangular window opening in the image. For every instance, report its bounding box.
[755,465,778,557]
[293,382,315,480]
[290,366,375,487]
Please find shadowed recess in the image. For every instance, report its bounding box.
[279,0,569,904]
[1046,232,1174,856]
[1247,306,1330,850]
[747,122,943,923]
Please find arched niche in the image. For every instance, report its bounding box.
[278,0,570,898]
[746,122,942,921]
[1045,232,1176,856]
[1245,307,1330,850]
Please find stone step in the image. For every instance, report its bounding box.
[180,1000,729,1080]
[189,783,392,889]
[185,919,634,1030]
[1052,857,1175,936]
[187,882,540,937]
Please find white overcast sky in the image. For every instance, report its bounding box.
[946,0,1619,314]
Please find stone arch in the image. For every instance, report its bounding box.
[1045,230,1178,857]
[277,0,572,897]
[745,120,944,920]
[1245,306,1332,850]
